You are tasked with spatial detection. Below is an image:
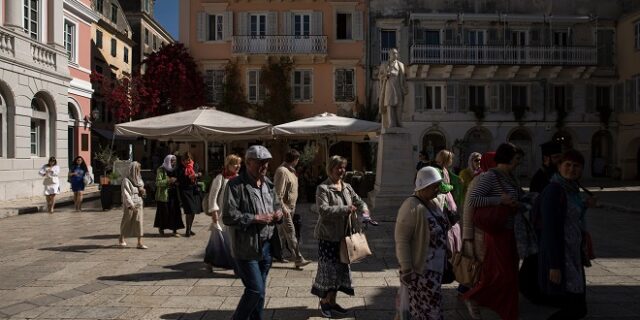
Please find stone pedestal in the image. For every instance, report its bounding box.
[368,129,414,221]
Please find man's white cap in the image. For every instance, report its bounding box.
[414,166,442,192]
[245,145,272,160]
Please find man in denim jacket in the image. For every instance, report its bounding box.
[223,145,283,320]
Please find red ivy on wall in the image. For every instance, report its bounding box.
[91,43,205,122]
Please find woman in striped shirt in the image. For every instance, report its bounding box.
[462,142,525,320]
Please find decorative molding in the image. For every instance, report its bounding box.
[68,78,94,99]
[63,0,100,23]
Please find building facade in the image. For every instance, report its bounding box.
[179,0,369,169]
[369,0,634,179]
[0,0,93,201]
[615,7,640,180]
[90,0,133,128]
[119,0,174,73]
[64,0,99,169]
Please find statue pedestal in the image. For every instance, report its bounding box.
[368,129,414,221]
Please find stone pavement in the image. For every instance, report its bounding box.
[0,200,639,319]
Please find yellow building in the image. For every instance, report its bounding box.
[616,10,640,179]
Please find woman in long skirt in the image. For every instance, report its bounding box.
[204,154,241,271]
[176,152,203,237]
[119,161,148,249]
[154,155,184,236]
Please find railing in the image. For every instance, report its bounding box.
[410,45,598,65]
[380,48,389,62]
[31,42,57,68]
[0,29,15,55]
[232,35,327,54]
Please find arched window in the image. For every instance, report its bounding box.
[30,97,47,157]
[508,128,533,178]
[422,131,447,162]
[591,130,613,177]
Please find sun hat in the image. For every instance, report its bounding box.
[415,166,442,192]
[245,145,272,160]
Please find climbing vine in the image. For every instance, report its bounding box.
[219,62,251,117]
[257,57,297,124]
[470,105,485,122]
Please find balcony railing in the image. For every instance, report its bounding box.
[0,29,15,55]
[31,42,57,68]
[232,35,327,55]
[410,45,598,65]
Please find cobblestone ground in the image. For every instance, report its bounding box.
[0,200,639,319]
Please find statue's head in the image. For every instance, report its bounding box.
[389,48,399,62]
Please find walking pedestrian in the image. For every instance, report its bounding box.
[274,149,311,269]
[537,149,594,320]
[395,166,448,320]
[311,155,373,318]
[204,154,241,271]
[153,155,185,237]
[462,143,525,320]
[520,140,563,304]
[69,156,89,212]
[222,145,283,320]
[119,161,147,249]
[176,152,203,237]
[39,156,60,214]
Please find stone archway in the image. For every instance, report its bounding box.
[508,128,533,178]
[68,101,81,166]
[462,126,492,168]
[591,130,613,177]
[31,91,56,157]
[0,80,15,158]
[421,130,447,162]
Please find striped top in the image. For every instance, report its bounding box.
[467,169,523,209]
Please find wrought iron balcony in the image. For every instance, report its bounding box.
[409,45,597,65]
[232,35,327,55]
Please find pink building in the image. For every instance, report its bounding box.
[179,0,368,169]
[64,0,99,166]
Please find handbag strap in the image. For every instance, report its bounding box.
[344,212,355,236]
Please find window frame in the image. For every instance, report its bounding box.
[207,14,224,41]
[95,0,103,13]
[204,70,225,104]
[144,28,149,45]
[247,69,264,103]
[23,0,40,40]
[123,46,129,63]
[292,69,313,102]
[334,68,355,102]
[469,85,487,108]
[294,13,311,38]
[595,85,612,110]
[110,38,117,57]
[64,19,77,63]
[96,29,103,48]
[110,3,118,24]
[335,11,353,40]
[511,85,529,109]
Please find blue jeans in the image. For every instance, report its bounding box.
[233,241,272,320]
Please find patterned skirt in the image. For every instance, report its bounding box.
[404,270,444,320]
[311,240,354,298]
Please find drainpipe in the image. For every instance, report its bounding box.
[364,0,371,116]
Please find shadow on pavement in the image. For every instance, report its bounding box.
[79,233,169,239]
[97,261,237,283]
[39,244,120,253]
[161,306,359,320]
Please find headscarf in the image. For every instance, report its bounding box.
[184,159,196,183]
[479,151,497,173]
[467,152,483,176]
[128,161,144,187]
[162,155,176,172]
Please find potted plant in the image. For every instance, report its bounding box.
[93,145,119,210]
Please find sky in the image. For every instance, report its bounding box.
[154,0,179,40]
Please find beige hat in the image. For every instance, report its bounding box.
[414,166,442,192]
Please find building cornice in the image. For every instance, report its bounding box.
[64,0,100,22]
[125,12,175,42]
[69,78,94,99]
[409,12,593,24]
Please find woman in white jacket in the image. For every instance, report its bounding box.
[39,157,60,213]
[119,161,147,249]
[204,154,241,271]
